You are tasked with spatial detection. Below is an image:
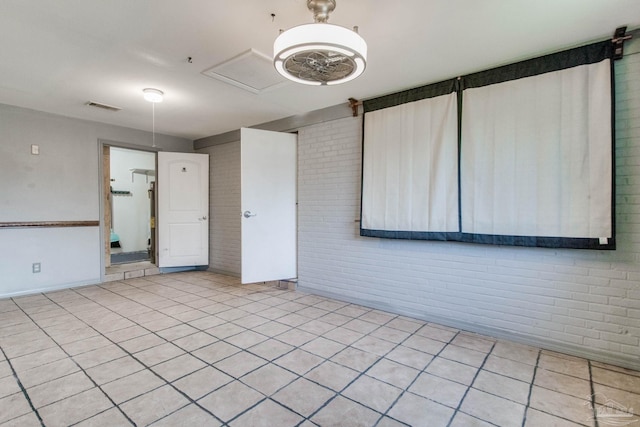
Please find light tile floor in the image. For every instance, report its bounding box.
[0,271,638,427]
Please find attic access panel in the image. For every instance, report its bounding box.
[202,49,287,94]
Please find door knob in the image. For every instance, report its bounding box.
[243,211,257,218]
[198,216,207,221]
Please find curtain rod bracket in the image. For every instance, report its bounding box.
[348,97,361,117]
[612,26,632,60]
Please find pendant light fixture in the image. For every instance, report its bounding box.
[273,0,367,86]
[143,88,163,148]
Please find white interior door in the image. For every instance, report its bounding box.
[241,128,297,284]
[158,152,209,267]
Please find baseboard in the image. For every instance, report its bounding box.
[298,285,640,372]
[206,267,240,278]
[0,278,102,299]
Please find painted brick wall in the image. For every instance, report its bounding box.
[199,141,241,275]
[297,35,640,369]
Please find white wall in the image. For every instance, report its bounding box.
[198,141,241,275]
[110,147,155,253]
[0,104,192,297]
[296,38,640,370]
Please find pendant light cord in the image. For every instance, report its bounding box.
[152,102,156,148]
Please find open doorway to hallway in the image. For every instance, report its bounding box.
[103,145,157,278]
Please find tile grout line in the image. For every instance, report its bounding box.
[588,360,600,427]
[520,348,542,427]
[18,285,235,425]
[446,340,498,427]
[20,294,139,426]
[0,344,45,426]
[66,275,353,425]
[374,329,464,427]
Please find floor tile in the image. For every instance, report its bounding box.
[538,353,590,380]
[331,347,379,372]
[370,326,411,344]
[595,403,638,426]
[135,342,185,367]
[535,368,591,399]
[172,331,218,352]
[241,363,298,396]
[9,346,67,373]
[439,344,487,367]
[226,330,268,349]
[18,357,80,388]
[529,385,593,425]
[252,321,291,337]
[343,375,402,413]
[275,349,324,375]
[73,344,127,370]
[152,353,207,382]
[367,358,420,389]
[352,335,397,356]
[275,328,317,346]
[402,334,447,355]
[461,388,525,427]
[524,408,588,427]
[385,346,434,370]
[119,334,166,353]
[103,325,149,343]
[0,377,20,400]
[38,387,113,427]
[592,366,640,394]
[483,354,536,383]
[74,407,133,427]
[193,341,240,364]
[214,351,267,378]
[409,372,468,408]
[593,383,640,415]
[449,412,495,427]
[492,341,539,366]
[101,369,164,404]
[120,385,189,426]
[310,396,380,427]
[305,361,360,392]
[322,327,365,346]
[387,392,454,427]
[28,371,94,408]
[156,324,199,341]
[385,318,423,334]
[473,370,530,404]
[150,404,222,427]
[0,411,43,427]
[173,366,233,399]
[358,310,395,326]
[272,377,335,416]
[1,272,639,427]
[426,357,479,386]
[198,380,264,422]
[60,335,112,356]
[249,339,294,361]
[0,393,32,424]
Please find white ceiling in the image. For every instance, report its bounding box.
[1,0,638,140]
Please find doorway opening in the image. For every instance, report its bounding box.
[103,145,157,278]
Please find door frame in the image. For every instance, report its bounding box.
[97,139,160,281]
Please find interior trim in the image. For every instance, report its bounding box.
[0,221,100,229]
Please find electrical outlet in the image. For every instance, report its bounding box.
[32,262,41,273]
[31,144,39,155]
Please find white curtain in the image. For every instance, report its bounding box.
[460,60,612,238]
[362,93,459,232]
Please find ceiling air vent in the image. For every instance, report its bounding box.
[85,101,121,112]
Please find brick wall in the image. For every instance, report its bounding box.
[200,141,241,275]
[297,33,640,369]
